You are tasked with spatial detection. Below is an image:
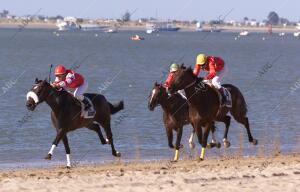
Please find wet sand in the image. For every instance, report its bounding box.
[0,154,299,192]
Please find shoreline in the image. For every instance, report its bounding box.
[1,154,299,191]
[0,22,299,33]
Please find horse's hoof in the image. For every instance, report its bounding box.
[170,160,178,163]
[198,157,204,162]
[224,141,231,148]
[44,154,52,160]
[251,139,258,145]
[189,142,195,149]
[113,151,121,157]
[66,166,71,169]
[216,142,221,148]
[207,143,212,149]
[106,138,111,144]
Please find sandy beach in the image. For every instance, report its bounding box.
[0,154,299,192]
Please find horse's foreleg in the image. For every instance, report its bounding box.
[173,126,183,162]
[45,129,66,160]
[194,122,204,160]
[207,123,221,149]
[188,129,195,149]
[62,135,71,168]
[166,126,174,149]
[200,122,212,161]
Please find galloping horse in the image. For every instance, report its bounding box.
[26,78,124,168]
[148,82,220,161]
[169,65,257,160]
[168,66,220,160]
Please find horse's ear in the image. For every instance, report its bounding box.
[155,81,159,87]
[35,78,39,83]
[44,78,48,83]
[180,63,186,69]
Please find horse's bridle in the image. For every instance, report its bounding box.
[183,79,198,90]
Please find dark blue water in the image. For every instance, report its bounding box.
[0,29,299,169]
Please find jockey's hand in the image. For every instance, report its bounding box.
[202,80,209,84]
[51,82,60,88]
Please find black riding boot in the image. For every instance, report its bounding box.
[218,88,226,106]
[82,98,91,110]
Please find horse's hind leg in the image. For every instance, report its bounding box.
[62,135,71,168]
[87,122,108,145]
[99,121,121,157]
[216,115,231,148]
[235,116,258,145]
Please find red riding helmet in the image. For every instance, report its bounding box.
[54,64,66,75]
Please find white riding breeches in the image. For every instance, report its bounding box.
[73,81,88,101]
[205,65,227,90]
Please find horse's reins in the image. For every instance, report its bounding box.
[183,79,198,90]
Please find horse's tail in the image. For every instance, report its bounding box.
[223,84,248,119]
[109,101,124,115]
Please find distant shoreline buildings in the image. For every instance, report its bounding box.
[0,9,300,32]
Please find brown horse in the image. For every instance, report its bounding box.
[26,78,124,168]
[148,82,220,161]
[168,66,222,160]
[169,66,258,160]
[186,85,258,148]
[188,83,258,148]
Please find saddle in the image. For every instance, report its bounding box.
[221,88,232,108]
[80,97,96,119]
[55,87,96,119]
[204,82,232,108]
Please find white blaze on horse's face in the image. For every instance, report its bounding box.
[26,91,39,104]
[150,88,157,104]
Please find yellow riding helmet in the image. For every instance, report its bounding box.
[196,53,207,65]
[170,63,179,72]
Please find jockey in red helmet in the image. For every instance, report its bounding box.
[52,64,91,110]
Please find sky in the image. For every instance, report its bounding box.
[1,0,300,21]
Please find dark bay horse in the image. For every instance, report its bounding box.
[26,78,124,168]
[168,67,220,160]
[188,83,258,148]
[148,82,220,161]
[169,66,257,160]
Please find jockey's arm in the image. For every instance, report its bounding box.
[193,64,201,76]
[204,62,216,80]
[53,73,74,88]
[163,72,174,88]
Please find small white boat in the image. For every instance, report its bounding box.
[294,32,300,37]
[56,21,80,31]
[195,22,203,32]
[145,24,159,34]
[279,32,285,36]
[80,24,107,31]
[239,31,249,36]
[105,28,118,33]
